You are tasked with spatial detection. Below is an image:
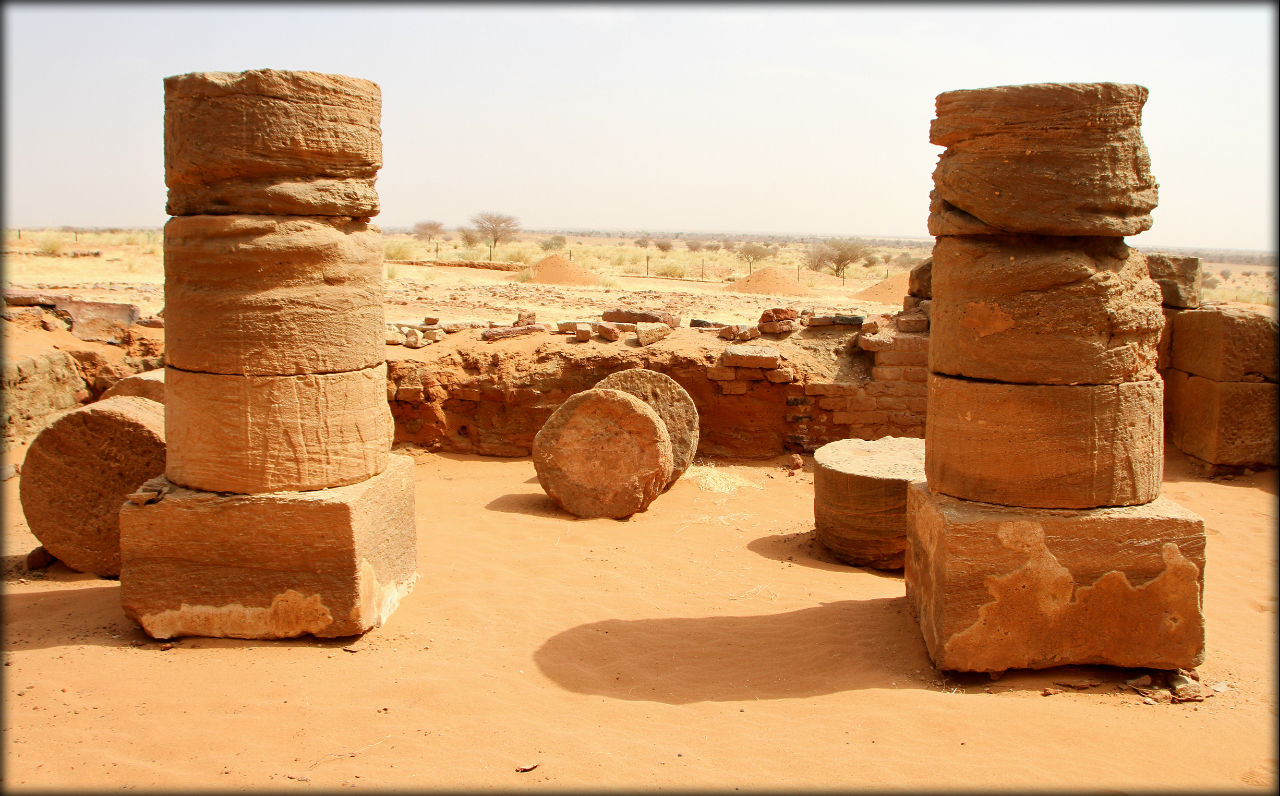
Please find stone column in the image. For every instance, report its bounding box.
[905,83,1207,673]
[119,70,417,639]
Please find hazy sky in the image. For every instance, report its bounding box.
[3,2,1275,250]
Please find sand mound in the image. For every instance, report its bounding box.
[726,265,812,296]
[525,255,603,286]
[852,270,910,304]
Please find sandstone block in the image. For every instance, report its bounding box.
[1164,368,1279,468]
[596,369,700,487]
[100,368,165,403]
[635,322,672,346]
[758,320,796,334]
[55,299,141,344]
[1170,306,1278,383]
[759,308,799,323]
[905,483,1205,672]
[532,388,673,519]
[403,329,424,348]
[908,257,932,299]
[764,368,795,383]
[480,324,547,341]
[164,69,381,216]
[119,454,416,639]
[926,374,1162,509]
[164,215,384,375]
[19,397,166,576]
[1157,308,1176,372]
[556,320,592,333]
[929,236,1163,384]
[736,326,761,341]
[737,367,765,381]
[929,82,1157,236]
[706,365,736,381]
[1144,253,1202,309]
[895,311,929,333]
[165,364,392,494]
[813,436,926,569]
[722,344,781,368]
[574,324,593,342]
[602,308,681,328]
[593,322,621,341]
[720,381,748,395]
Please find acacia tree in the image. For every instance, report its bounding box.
[804,242,835,272]
[685,240,704,252]
[412,221,445,242]
[826,239,871,283]
[470,212,521,260]
[653,239,673,252]
[735,242,773,274]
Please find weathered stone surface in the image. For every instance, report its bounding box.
[19,396,165,576]
[1144,252,1202,309]
[905,483,1206,672]
[100,368,165,403]
[758,320,796,334]
[1157,308,1177,372]
[929,83,1157,236]
[813,436,926,569]
[574,324,593,342]
[602,308,681,328]
[515,311,537,326]
[164,69,381,216]
[164,215,384,375]
[596,368,700,488]
[480,324,546,341]
[594,321,621,341]
[759,308,799,323]
[722,344,781,369]
[2,350,88,443]
[926,374,1162,509]
[55,299,141,344]
[165,364,392,494]
[635,322,673,346]
[119,454,417,639]
[895,311,929,333]
[929,235,1163,384]
[532,388,673,519]
[1164,368,1279,468]
[1170,306,1278,383]
[908,257,932,299]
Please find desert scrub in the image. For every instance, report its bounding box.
[385,262,400,279]
[654,263,686,278]
[383,238,416,260]
[35,234,66,256]
[513,267,534,282]
[622,264,642,275]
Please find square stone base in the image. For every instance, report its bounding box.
[905,482,1205,673]
[119,454,417,639]
[1164,368,1278,468]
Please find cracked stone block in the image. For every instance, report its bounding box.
[119,454,417,639]
[905,482,1205,672]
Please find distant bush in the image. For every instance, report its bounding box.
[622,264,642,275]
[1202,274,1221,289]
[513,268,533,282]
[539,235,567,251]
[654,239,673,252]
[703,242,721,252]
[384,239,416,260]
[35,234,66,256]
[654,263,685,278]
[685,240,704,252]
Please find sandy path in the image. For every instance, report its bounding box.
[3,444,1275,790]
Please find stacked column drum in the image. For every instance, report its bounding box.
[905,83,1207,673]
[119,70,417,640]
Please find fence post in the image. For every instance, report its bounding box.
[646,255,649,276]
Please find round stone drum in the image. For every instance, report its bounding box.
[813,436,926,570]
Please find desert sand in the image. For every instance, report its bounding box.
[2,245,1277,790]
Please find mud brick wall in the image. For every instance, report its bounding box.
[388,312,931,460]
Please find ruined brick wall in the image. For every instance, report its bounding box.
[387,309,931,459]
